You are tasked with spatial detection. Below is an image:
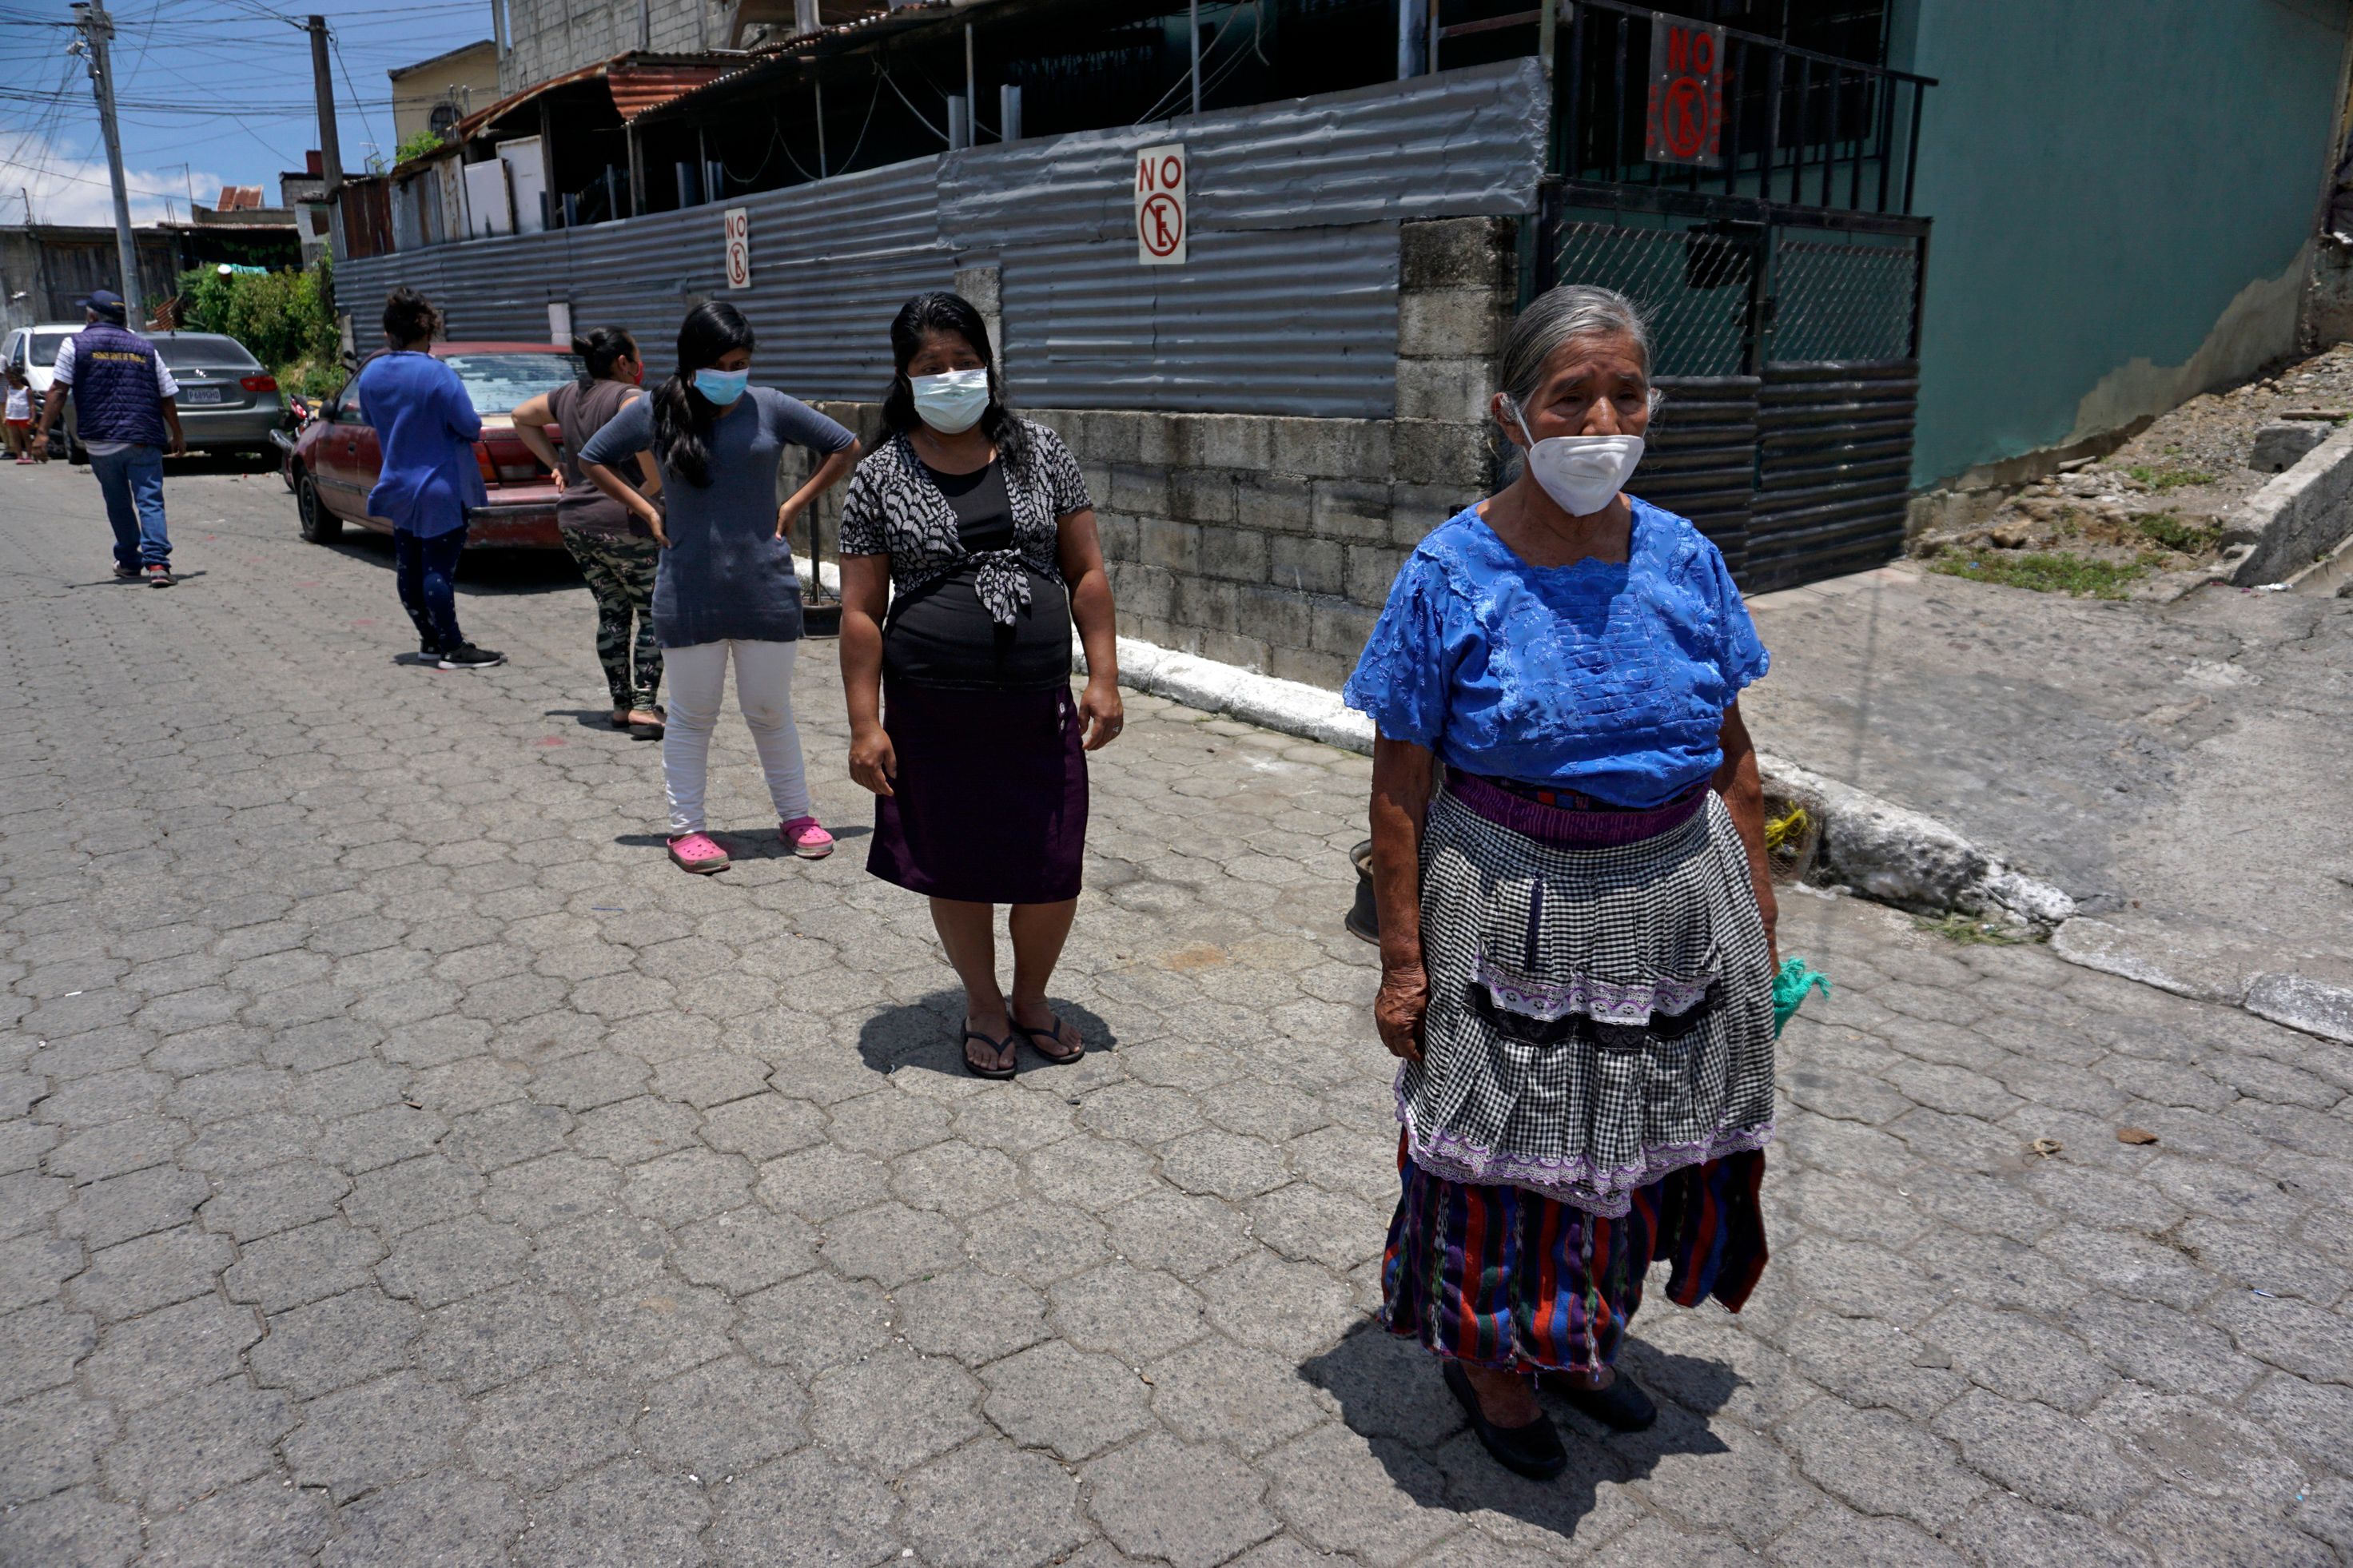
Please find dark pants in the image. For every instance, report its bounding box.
[393,527,466,654]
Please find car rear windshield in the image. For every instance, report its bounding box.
[443,353,584,415]
[153,336,261,370]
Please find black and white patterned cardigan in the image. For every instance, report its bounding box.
[836,420,1093,626]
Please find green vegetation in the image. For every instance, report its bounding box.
[2135,511,2222,555]
[395,128,448,165]
[1913,912,2037,946]
[1930,551,2147,599]
[2125,464,2216,491]
[174,259,343,397]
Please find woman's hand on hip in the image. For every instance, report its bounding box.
[848,724,897,798]
[774,500,802,541]
[1078,676,1125,750]
[639,502,669,547]
[1375,963,1430,1063]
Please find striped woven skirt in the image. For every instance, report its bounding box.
[1381,1137,1767,1373]
[1378,769,1775,1373]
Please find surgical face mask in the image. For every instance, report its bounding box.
[694,366,750,406]
[910,368,992,435]
[1508,400,1644,517]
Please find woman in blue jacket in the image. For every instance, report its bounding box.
[354,287,504,670]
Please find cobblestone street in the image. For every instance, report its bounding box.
[3,461,2351,1566]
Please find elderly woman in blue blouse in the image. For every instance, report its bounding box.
[1344,284,1778,1482]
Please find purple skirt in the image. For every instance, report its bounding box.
[866,679,1088,905]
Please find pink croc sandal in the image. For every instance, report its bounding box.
[780,817,834,859]
[667,832,731,874]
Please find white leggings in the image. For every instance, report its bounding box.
[662,639,813,836]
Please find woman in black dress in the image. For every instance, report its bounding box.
[837,292,1123,1078]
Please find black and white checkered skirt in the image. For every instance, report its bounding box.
[1399,778,1776,1216]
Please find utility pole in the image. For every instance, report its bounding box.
[1190,0,1202,115]
[70,2,143,324]
[307,16,343,196]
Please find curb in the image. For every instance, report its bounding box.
[1097,635,2353,1044]
[1089,633,2076,927]
[2220,416,2353,586]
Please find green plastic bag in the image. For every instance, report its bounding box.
[1773,958,1830,1037]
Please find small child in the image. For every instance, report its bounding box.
[3,367,31,464]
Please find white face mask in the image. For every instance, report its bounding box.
[910,368,992,435]
[1507,400,1644,517]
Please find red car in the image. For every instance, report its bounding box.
[283,341,583,548]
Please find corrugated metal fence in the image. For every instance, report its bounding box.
[339,60,1547,416]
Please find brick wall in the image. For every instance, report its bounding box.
[786,217,1517,693]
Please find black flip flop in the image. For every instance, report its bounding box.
[1013,1013,1084,1065]
[1443,1360,1568,1481]
[962,1026,1017,1080]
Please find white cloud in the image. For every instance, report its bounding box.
[1,129,229,228]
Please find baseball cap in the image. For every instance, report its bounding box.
[76,289,128,320]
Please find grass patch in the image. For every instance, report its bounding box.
[2125,464,2216,491]
[2134,511,2222,555]
[1931,552,2147,599]
[1914,913,2036,946]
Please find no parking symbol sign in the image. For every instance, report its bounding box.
[1135,143,1187,267]
[1646,16,1726,168]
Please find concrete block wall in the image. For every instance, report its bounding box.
[500,0,730,94]
[785,217,1517,693]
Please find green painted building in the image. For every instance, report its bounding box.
[1893,0,2353,487]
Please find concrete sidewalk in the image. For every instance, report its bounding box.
[1742,563,2353,1011]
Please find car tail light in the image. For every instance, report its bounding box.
[476,440,539,485]
[240,374,277,392]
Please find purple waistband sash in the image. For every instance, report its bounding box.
[1445,767,1708,849]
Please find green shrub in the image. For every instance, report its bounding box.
[174,259,341,392]
[395,128,448,165]
[1930,551,2147,599]
[2124,464,2216,491]
[2135,511,2222,555]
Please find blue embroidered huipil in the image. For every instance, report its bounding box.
[1343,498,1769,807]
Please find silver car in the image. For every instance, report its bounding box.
[25,328,285,460]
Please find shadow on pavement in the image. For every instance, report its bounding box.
[1298,1324,1740,1546]
[546,707,664,737]
[313,529,585,598]
[855,992,1121,1080]
[611,825,875,853]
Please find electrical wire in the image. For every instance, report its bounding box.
[878,63,946,143]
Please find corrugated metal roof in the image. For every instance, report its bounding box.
[451,51,746,142]
[607,62,732,121]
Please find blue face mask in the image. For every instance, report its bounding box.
[695,366,750,406]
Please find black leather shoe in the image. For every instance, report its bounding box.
[1443,1360,1568,1481]
[1540,1370,1658,1431]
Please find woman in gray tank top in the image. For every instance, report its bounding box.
[513,328,667,734]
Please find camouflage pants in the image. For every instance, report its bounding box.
[560,526,662,710]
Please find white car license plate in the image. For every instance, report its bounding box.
[181,385,225,405]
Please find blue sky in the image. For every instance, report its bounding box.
[2,0,499,226]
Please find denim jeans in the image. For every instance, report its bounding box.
[89,445,170,570]
[393,527,468,654]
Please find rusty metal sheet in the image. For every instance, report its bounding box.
[607,62,732,121]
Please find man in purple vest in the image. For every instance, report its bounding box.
[34,289,187,587]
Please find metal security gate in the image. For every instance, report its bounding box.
[1537,201,1927,591]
